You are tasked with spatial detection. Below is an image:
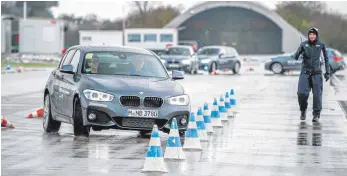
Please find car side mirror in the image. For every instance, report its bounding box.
[219,53,224,59]
[60,64,75,74]
[172,70,184,80]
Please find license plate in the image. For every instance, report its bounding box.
[127,109,158,118]
[168,64,179,68]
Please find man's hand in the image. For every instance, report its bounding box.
[324,73,330,82]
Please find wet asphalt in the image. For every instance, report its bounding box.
[2,64,347,176]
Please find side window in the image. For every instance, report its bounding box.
[70,50,81,72]
[60,49,76,69]
[58,53,68,68]
[128,34,141,42]
[144,34,157,42]
[160,34,173,42]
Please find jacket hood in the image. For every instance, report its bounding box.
[308,27,319,44]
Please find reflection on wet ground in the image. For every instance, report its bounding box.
[297,122,322,146]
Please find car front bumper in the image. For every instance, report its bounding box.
[165,63,192,72]
[264,61,272,71]
[198,63,211,71]
[80,96,190,132]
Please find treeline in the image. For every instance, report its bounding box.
[58,1,181,30]
[276,1,347,52]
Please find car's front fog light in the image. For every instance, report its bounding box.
[180,115,188,125]
[88,113,97,120]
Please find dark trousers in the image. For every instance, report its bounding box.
[297,72,323,115]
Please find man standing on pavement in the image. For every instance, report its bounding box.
[294,27,331,122]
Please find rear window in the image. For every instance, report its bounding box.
[82,51,168,78]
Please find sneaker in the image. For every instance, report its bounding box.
[312,115,320,122]
[300,111,306,120]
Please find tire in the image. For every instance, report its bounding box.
[232,62,241,74]
[179,130,185,137]
[73,99,90,137]
[271,62,284,74]
[139,130,151,137]
[209,62,217,73]
[43,94,61,132]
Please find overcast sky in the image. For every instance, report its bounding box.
[51,1,347,20]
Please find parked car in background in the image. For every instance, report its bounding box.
[43,45,190,137]
[158,45,199,74]
[178,40,198,52]
[197,46,242,74]
[264,48,346,74]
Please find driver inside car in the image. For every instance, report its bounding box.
[129,56,146,75]
[85,54,100,74]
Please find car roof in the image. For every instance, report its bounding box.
[199,45,234,49]
[69,45,154,55]
[168,45,191,49]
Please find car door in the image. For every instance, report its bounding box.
[55,49,76,121]
[286,54,302,70]
[60,49,82,120]
[217,48,228,70]
[50,52,69,116]
[223,47,237,70]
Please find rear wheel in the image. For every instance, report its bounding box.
[233,62,241,74]
[43,94,61,132]
[73,99,90,137]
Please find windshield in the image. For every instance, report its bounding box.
[197,48,220,55]
[165,47,190,56]
[82,51,168,78]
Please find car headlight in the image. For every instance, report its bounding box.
[168,94,189,106]
[181,59,191,65]
[160,59,166,64]
[83,89,114,101]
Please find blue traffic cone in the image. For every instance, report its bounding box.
[210,98,223,127]
[203,103,214,134]
[218,95,228,121]
[183,112,202,150]
[224,92,233,117]
[196,107,208,141]
[6,64,11,70]
[164,118,185,160]
[230,89,237,114]
[142,125,168,173]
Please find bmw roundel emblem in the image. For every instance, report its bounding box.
[139,92,144,95]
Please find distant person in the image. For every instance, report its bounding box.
[129,56,145,75]
[293,27,330,122]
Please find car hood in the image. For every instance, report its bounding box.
[82,74,184,96]
[160,55,190,60]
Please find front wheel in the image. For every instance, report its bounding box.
[43,94,61,132]
[73,99,90,137]
[271,62,284,74]
[209,62,217,73]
